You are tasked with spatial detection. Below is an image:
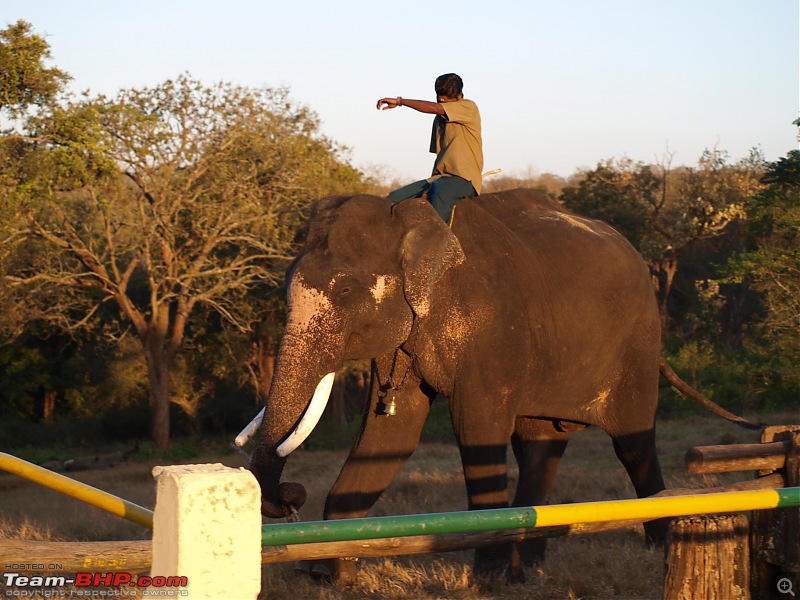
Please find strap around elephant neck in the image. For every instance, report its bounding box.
[379,348,413,394]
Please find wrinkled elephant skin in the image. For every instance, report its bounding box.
[250,190,666,583]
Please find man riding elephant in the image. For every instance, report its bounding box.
[377,73,483,225]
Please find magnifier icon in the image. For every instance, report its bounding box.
[778,578,796,596]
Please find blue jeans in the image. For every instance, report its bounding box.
[387,176,476,224]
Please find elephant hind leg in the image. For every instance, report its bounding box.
[511,417,571,568]
[611,427,667,545]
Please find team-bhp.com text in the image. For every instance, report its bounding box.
[3,573,188,597]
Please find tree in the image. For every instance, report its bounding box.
[0,20,69,119]
[482,167,569,198]
[0,21,71,343]
[2,75,365,448]
[560,151,764,336]
[722,150,800,395]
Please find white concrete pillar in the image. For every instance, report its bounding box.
[151,463,261,599]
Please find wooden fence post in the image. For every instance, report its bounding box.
[664,514,750,600]
[151,463,262,599]
[751,427,800,598]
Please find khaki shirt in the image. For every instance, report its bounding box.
[428,98,484,194]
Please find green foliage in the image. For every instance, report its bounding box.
[670,340,717,381]
[136,439,202,461]
[1,417,109,457]
[300,416,363,451]
[719,149,800,396]
[658,345,772,420]
[0,20,70,118]
[420,399,457,444]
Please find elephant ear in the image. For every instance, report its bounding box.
[393,198,466,318]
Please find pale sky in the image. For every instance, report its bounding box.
[4,1,798,181]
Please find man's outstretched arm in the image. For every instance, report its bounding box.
[377,97,445,115]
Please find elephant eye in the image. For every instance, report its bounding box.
[334,276,358,299]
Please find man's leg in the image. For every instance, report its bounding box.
[427,176,476,224]
[387,179,429,202]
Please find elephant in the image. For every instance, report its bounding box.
[248,188,756,584]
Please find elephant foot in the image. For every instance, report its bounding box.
[471,565,526,590]
[517,538,548,568]
[310,561,333,580]
[301,558,358,585]
[472,546,524,587]
[293,560,312,575]
[505,565,526,585]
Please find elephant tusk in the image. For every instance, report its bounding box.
[234,407,265,448]
[276,372,336,457]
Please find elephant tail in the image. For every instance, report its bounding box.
[658,360,762,430]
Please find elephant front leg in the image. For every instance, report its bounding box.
[310,378,434,584]
[324,381,434,520]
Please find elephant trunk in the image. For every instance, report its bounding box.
[276,372,336,456]
[250,332,340,518]
[250,448,303,519]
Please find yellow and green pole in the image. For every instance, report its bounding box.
[0,452,153,529]
[2,451,795,547]
[261,487,799,546]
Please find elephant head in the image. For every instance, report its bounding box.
[250,195,464,517]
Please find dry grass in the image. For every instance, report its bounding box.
[1,411,794,599]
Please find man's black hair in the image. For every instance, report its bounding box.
[435,73,463,98]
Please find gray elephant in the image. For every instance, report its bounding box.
[248,189,755,584]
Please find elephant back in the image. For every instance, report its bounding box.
[456,188,639,259]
